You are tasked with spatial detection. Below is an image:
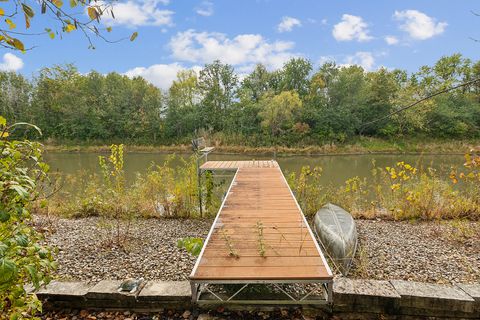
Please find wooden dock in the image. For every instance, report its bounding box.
[190,160,333,304]
[200,160,279,171]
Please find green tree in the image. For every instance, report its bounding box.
[240,64,273,103]
[0,72,32,126]
[198,60,238,132]
[278,58,313,98]
[165,70,200,140]
[259,90,302,146]
[362,68,399,135]
[318,65,367,142]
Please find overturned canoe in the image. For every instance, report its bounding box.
[313,203,357,275]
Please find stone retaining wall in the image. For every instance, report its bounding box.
[36,278,480,319]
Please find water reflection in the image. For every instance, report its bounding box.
[44,151,465,189]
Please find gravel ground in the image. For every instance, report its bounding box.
[40,217,212,283]
[350,219,480,284]
[39,216,479,284]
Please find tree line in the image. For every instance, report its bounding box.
[1,53,480,146]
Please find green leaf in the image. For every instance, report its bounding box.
[130,31,138,41]
[16,235,28,247]
[38,249,48,259]
[0,243,7,256]
[190,242,202,256]
[0,209,10,222]
[177,237,203,256]
[10,185,29,198]
[26,265,39,288]
[176,239,183,248]
[0,259,17,286]
[69,0,77,8]
[106,26,112,32]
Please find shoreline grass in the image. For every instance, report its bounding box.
[42,137,480,156]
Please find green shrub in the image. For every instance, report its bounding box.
[177,237,203,256]
[0,117,56,319]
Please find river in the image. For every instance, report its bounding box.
[44,152,466,188]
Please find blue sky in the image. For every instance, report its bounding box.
[0,0,478,89]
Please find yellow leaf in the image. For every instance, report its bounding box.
[0,116,6,126]
[65,24,76,32]
[49,32,55,39]
[0,8,4,16]
[69,0,77,8]
[106,26,112,32]
[52,0,63,8]
[130,31,138,41]
[1,132,9,138]
[11,38,24,51]
[5,18,16,30]
[87,7,98,21]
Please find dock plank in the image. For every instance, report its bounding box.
[190,162,332,281]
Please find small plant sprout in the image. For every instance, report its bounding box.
[177,237,204,256]
[256,221,266,258]
[220,228,239,258]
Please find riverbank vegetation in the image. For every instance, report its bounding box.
[44,145,222,223]
[40,145,479,223]
[2,54,480,149]
[288,150,480,221]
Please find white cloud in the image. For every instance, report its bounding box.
[0,53,24,72]
[100,0,174,27]
[318,55,335,65]
[320,52,378,70]
[196,1,214,17]
[277,16,302,33]
[394,10,447,40]
[332,14,372,42]
[124,63,202,90]
[169,29,298,70]
[385,35,399,45]
[343,52,375,70]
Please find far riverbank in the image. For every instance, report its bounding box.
[42,137,479,156]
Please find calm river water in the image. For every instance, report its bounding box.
[44,152,465,188]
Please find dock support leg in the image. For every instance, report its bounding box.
[191,282,199,304]
[327,280,333,303]
[196,157,203,218]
